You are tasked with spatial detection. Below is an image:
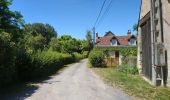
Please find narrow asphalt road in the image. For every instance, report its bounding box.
[1,59,132,100]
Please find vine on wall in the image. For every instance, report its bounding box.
[94,47,137,57]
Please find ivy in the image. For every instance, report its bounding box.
[94,47,137,57]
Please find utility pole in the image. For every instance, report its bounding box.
[92,27,95,45]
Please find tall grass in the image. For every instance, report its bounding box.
[93,68,170,100]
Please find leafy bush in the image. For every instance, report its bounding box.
[17,50,74,80]
[118,64,138,75]
[88,50,105,67]
[82,51,89,58]
[0,32,17,86]
[73,52,84,61]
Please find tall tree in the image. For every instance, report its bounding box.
[86,30,93,51]
[0,0,24,42]
[24,23,57,45]
[19,33,46,54]
[49,37,60,51]
[56,35,82,53]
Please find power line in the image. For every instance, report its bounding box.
[96,0,114,28]
[92,0,113,45]
[94,0,107,27]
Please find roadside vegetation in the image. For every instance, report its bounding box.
[0,0,91,87]
[89,48,170,100]
[88,47,137,67]
[93,68,170,100]
[88,50,105,67]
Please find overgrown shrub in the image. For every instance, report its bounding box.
[0,32,17,86]
[73,52,84,61]
[17,50,74,81]
[82,51,89,58]
[1,46,84,85]
[118,64,138,75]
[16,50,35,81]
[88,50,105,67]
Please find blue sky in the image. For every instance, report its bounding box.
[10,0,140,39]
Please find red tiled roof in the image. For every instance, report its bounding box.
[96,31,136,46]
[116,36,131,45]
[96,36,113,45]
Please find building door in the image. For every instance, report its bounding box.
[115,51,119,65]
[141,18,152,80]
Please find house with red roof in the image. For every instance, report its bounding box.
[96,30,137,47]
[95,30,137,66]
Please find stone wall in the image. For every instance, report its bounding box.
[162,0,170,87]
[137,28,142,73]
[137,0,151,74]
[140,0,150,19]
[138,0,170,87]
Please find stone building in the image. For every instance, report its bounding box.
[96,31,137,66]
[137,0,170,87]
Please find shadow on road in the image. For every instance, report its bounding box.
[0,83,38,100]
[0,75,60,100]
[0,65,68,100]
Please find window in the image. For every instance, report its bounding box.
[111,39,117,46]
[129,39,136,45]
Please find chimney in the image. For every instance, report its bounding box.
[96,33,99,39]
[127,30,131,37]
[96,32,100,43]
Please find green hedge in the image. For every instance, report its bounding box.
[0,32,17,86]
[1,49,84,87]
[17,50,76,81]
[88,50,105,67]
[72,52,84,61]
[82,51,89,58]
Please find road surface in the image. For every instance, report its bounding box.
[0,59,132,100]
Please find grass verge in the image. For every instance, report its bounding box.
[93,68,170,100]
